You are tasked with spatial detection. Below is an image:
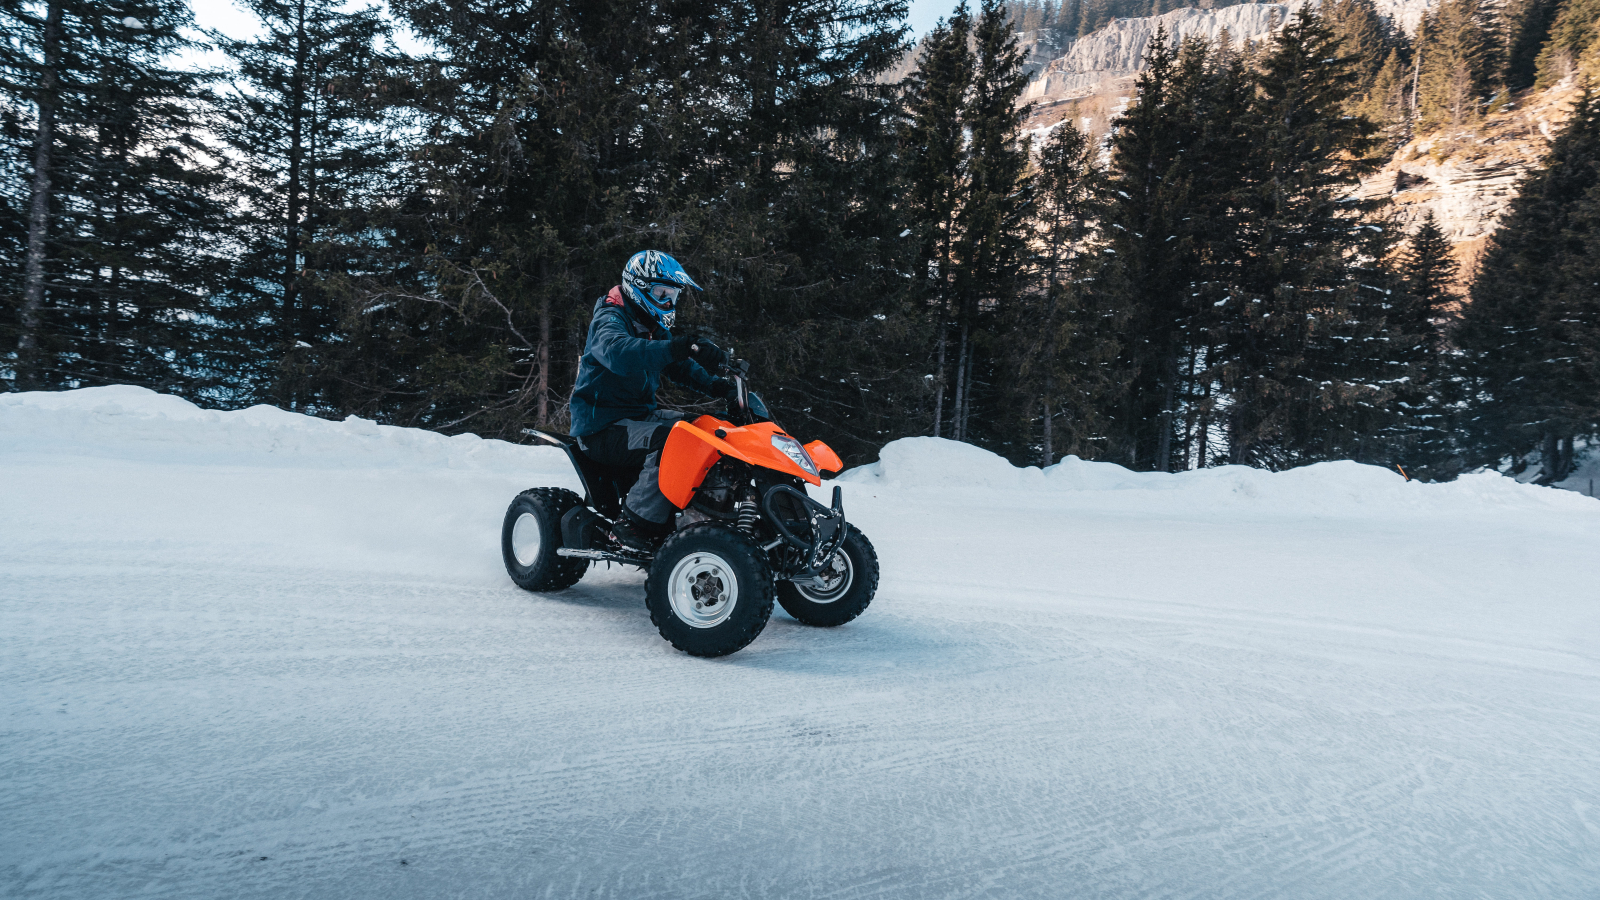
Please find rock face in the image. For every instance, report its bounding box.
[1023,1,1312,103]
[1021,0,1435,106]
[1012,0,1566,284]
[1355,85,1577,283]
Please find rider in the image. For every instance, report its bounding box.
[571,250,733,550]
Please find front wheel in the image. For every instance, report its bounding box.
[645,525,774,657]
[777,528,878,627]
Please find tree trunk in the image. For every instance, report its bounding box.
[952,317,969,442]
[1154,378,1175,472]
[1535,431,1560,485]
[932,296,947,437]
[16,0,64,390]
[1195,349,1213,467]
[283,0,310,355]
[536,293,550,427]
[953,325,966,441]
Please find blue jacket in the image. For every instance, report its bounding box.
[569,287,720,436]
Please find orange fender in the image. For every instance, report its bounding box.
[659,421,736,509]
[804,440,843,475]
[659,418,833,509]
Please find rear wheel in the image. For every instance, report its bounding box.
[502,488,589,591]
[777,528,878,627]
[645,524,774,657]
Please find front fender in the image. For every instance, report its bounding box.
[658,421,742,509]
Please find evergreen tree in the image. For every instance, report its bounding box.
[1390,210,1460,474]
[211,0,397,408]
[1,0,227,393]
[1325,0,1391,105]
[1502,0,1561,91]
[901,6,974,438]
[1367,48,1412,135]
[1535,0,1600,87]
[1096,31,1254,470]
[1324,0,1410,135]
[1219,7,1390,467]
[318,0,915,460]
[948,0,1033,447]
[1416,0,1497,131]
[1400,211,1458,342]
[1458,90,1600,483]
[1024,119,1110,464]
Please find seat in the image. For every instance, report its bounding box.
[523,429,635,520]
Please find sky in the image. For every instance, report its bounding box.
[905,0,959,37]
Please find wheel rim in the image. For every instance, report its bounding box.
[793,548,853,604]
[668,552,739,629]
[511,512,542,567]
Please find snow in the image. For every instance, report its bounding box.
[4,386,1599,898]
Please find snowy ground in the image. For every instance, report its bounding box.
[3,386,1599,899]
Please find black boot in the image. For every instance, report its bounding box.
[612,510,669,551]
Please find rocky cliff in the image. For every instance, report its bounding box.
[1014,0,1571,285]
[1356,83,1578,284]
[1022,1,1313,104]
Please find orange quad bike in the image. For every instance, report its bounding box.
[501,357,878,657]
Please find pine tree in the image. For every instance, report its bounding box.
[1535,0,1600,88]
[1502,0,1561,91]
[1096,28,1192,469]
[902,6,974,438]
[1458,90,1600,483]
[1219,7,1389,467]
[949,0,1034,447]
[1325,0,1392,106]
[1416,0,1497,131]
[211,0,396,408]
[317,0,915,460]
[1389,210,1460,474]
[1401,211,1459,342]
[1096,31,1254,470]
[1367,48,1412,134]
[1026,119,1110,465]
[1,0,228,393]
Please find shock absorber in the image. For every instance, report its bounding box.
[735,486,759,536]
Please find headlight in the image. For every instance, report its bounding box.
[770,434,818,475]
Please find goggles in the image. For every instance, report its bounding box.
[647,283,682,308]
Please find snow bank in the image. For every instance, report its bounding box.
[841,435,1593,514]
[0,385,569,473]
[0,387,577,585]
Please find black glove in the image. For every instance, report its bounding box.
[668,333,697,362]
[690,339,730,371]
[711,378,738,401]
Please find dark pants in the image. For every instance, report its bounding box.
[576,411,684,525]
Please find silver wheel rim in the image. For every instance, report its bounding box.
[793,548,853,604]
[668,552,739,629]
[511,512,542,567]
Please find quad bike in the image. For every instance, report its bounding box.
[501,357,878,657]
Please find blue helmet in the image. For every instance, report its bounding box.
[622,250,701,332]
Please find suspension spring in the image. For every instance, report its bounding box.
[735,500,759,535]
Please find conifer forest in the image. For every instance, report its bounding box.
[3,0,1598,482]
